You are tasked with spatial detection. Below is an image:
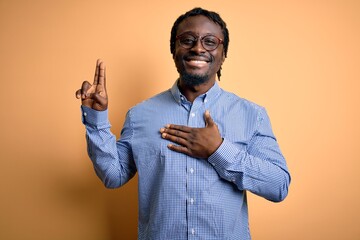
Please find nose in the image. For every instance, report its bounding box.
[190,39,206,53]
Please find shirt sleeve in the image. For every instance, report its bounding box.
[81,106,137,188]
[208,107,291,202]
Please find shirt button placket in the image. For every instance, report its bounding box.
[187,165,196,237]
[188,167,195,205]
[187,105,199,238]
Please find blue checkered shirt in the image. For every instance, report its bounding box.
[81,81,290,240]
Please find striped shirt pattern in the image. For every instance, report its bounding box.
[82,81,290,240]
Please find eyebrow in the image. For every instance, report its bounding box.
[177,31,217,37]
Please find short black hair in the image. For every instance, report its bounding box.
[170,7,230,80]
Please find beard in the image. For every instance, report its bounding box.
[180,72,210,87]
[177,52,216,87]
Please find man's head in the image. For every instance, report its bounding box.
[170,8,229,84]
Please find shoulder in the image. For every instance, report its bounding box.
[219,88,265,114]
[221,90,274,134]
[127,89,173,116]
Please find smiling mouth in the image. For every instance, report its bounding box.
[189,60,207,63]
[186,59,209,68]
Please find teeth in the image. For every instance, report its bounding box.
[190,60,206,63]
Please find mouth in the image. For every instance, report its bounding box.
[186,60,208,68]
[184,56,210,68]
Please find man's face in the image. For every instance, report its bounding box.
[173,15,225,86]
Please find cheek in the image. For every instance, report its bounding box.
[173,49,185,64]
[173,53,184,72]
[212,54,224,69]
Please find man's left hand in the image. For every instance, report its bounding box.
[160,110,223,159]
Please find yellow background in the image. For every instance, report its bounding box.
[1,0,359,239]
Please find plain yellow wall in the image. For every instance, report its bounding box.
[1,0,359,239]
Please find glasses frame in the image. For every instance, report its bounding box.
[175,32,224,51]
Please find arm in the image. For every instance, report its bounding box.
[76,60,137,188]
[160,109,290,202]
[208,108,290,202]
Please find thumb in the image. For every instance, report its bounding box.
[92,92,108,110]
[204,110,215,127]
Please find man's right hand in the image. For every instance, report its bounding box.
[75,59,108,111]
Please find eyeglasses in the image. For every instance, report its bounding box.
[176,32,223,51]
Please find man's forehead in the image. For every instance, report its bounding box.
[176,15,223,36]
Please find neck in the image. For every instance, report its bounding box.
[178,77,215,103]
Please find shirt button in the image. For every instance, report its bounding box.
[190,198,194,204]
[204,99,208,103]
[83,112,87,117]
[189,168,194,174]
[191,113,195,117]
[191,228,195,235]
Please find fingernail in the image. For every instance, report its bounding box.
[160,128,164,133]
[162,133,167,138]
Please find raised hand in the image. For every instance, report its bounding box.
[75,59,108,111]
[160,110,223,159]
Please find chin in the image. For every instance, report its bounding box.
[180,72,209,87]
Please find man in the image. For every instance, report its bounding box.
[76,7,290,240]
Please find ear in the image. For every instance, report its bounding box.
[221,50,226,63]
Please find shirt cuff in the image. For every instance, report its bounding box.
[81,106,110,128]
[208,138,244,169]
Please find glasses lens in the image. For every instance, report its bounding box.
[178,35,196,49]
[202,35,220,51]
[177,34,221,51]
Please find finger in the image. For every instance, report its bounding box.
[93,59,101,85]
[75,89,81,99]
[161,127,188,139]
[166,124,192,133]
[161,132,189,147]
[204,110,215,127]
[103,63,107,89]
[167,144,190,155]
[81,81,92,98]
[98,61,106,87]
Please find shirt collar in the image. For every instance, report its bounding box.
[170,79,221,105]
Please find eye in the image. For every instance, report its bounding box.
[179,36,195,46]
[203,36,218,47]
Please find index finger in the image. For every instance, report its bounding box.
[93,59,101,85]
[166,124,192,133]
[98,61,106,86]
[93,59,106,86]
